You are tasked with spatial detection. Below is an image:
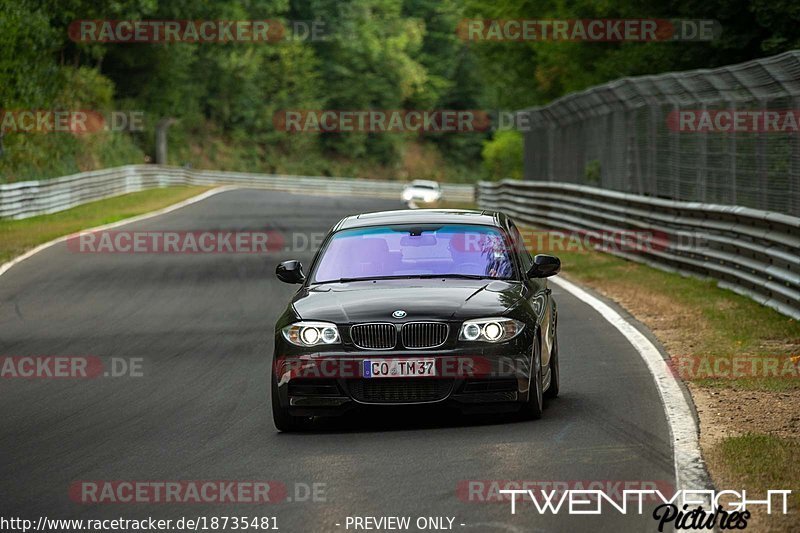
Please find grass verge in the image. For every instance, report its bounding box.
[717,434,799,500]
[710,433,800,531]
[0,186,212,264]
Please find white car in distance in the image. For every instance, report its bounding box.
[402,180,442,206]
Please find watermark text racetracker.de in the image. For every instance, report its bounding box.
[273,108,528,133]
[68,479,324,504]
[70,19,330,43]
[457,19,720,42]
[0,356,143,379]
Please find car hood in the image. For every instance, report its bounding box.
[291,279,523,323]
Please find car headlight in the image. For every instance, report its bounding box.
[458,318,524,343]
[282,321,340,346]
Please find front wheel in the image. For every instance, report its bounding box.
[544,326,559,399]
[522,337,544,420]
[271,376,305,432]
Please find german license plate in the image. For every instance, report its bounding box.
[363,359,436,378]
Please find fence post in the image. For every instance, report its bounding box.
[155,118,177,165]
[697,103,708,203]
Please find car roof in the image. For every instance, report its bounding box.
[409,180,439,187]
[334,209,506,231]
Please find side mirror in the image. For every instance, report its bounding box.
[276,260,305,284]
[527,254,561,278]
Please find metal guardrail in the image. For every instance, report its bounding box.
[0,165,474,220]
[478,180,800,320]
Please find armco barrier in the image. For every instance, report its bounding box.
[0,165,474,220]
[478,180,800,320]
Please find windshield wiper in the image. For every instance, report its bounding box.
[314,273,493,284]
[415,274,490,280]
[313,276,410,284]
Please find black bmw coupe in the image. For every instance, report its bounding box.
[271,209,561,431]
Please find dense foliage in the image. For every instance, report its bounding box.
[1,0,798,182]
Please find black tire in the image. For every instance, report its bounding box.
[523,336,544,420]
[544,326,560,400]
[271,376,305,432]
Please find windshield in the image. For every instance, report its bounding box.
[311,224,515,283]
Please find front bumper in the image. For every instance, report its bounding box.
[272,347,534,417]
[402,195,441,204]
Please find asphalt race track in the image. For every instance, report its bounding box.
[0,190,676,532]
